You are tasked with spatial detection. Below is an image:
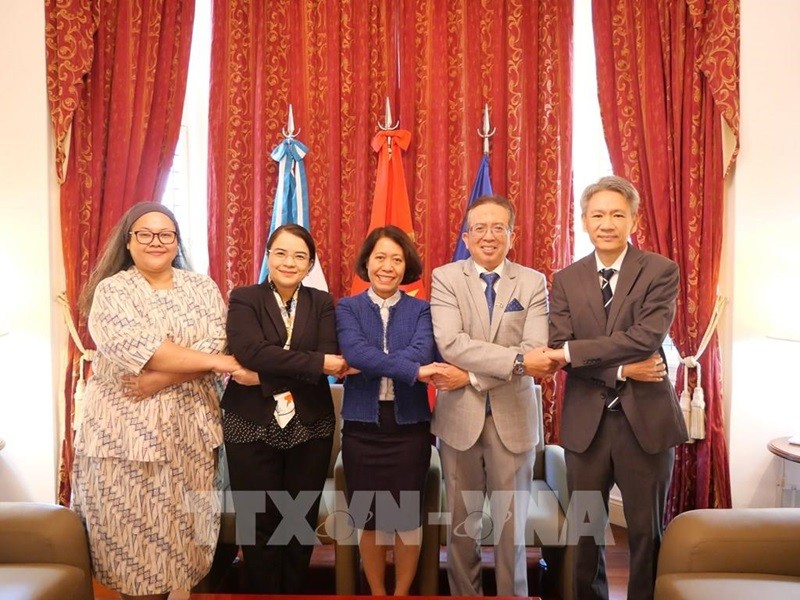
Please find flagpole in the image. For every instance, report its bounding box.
[378,96,399,155]
[452,103,496,262]
[478,103,496,155]
[282,103,300,139]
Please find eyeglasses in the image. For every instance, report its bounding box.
[268,249,311,264]
[129,230,177,245]
[468,223,511,237]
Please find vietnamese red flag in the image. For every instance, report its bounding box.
[351,129,436,409]
[350,129,425,299]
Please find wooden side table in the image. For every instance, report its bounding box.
[767,437,800,507]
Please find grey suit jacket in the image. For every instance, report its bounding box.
[430,259,549,454]
[549,245,689,454]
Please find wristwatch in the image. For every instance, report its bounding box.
[512,353,525,376]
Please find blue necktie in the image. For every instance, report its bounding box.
[480,272,500,322]
[479,272,500,415]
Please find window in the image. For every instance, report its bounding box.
[161,0,211,275]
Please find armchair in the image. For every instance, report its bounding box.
[655,508,800,600]
[0,502,94,600]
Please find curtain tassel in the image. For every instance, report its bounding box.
[681,389,694,442]
[57,292,94,430]
[678,296,726,442]
[679,385,693,442]
[690,385,706,440]
[689,362,706,440]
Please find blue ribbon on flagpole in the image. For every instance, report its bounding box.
[453,154,494,261]
[259,138,310,283]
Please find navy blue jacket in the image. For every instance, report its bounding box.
[335,291,434,424]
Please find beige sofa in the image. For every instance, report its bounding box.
[0,502,94,600]
[655,507,800,600]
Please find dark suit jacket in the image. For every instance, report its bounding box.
[221,283,338,426]
[549,245,689,454]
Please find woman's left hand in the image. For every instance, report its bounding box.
[230,367,260,386]
[122,370,166,402]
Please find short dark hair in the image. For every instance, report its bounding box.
[267,224,317,265]
[466,195,516,229]
[354,225,423,285]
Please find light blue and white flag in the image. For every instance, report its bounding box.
[258,137,328,290]
[453,154,494,261]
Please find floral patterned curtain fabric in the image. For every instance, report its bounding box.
[45,0,96,184]
[208,0,574,440]
[592,0,739,516]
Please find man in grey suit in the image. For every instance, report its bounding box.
[430,195,557,596]
[546,176,689,600]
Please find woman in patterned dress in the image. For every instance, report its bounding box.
[221,224,348,594]
[72,202,241,600]
[336,225,440,595]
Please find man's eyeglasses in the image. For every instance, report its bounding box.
[468,223,511,237]
[129,230,177,245]
[268,249,311,264]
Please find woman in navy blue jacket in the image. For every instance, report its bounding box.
[336,225,440,595]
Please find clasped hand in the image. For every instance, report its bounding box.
[121,370,166,402]
[323,354,351,379]
[522,347,568,378]
[423,363,470,391]
[621,353,667,382]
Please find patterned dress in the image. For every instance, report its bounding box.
[72,267,226,595]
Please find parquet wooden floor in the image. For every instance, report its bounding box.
[93,524,630,599]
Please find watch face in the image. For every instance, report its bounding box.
[513,362,525,375]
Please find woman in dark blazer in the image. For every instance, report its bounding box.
[336,225,440,595]
[222,224,347,594]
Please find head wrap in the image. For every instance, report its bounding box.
[122,202,180,239]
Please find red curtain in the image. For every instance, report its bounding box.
[208,0,573,440]
[592,0,739,516]
[46,0,194,504]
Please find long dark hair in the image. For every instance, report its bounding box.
[78,203,190,316]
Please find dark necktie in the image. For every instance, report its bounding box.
[480,272,500,322]
[599,267,622,411]
[479,272,500,415]
[600,268,615,315]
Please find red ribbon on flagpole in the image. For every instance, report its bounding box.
[351,129,425,299]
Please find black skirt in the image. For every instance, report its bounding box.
[341,402,431,532]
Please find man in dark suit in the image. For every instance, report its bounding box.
[546,176,689,600]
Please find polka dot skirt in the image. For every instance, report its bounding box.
[223,410,334,450]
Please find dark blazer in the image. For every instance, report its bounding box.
[221,283,338,426]
[549,244,689,454]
